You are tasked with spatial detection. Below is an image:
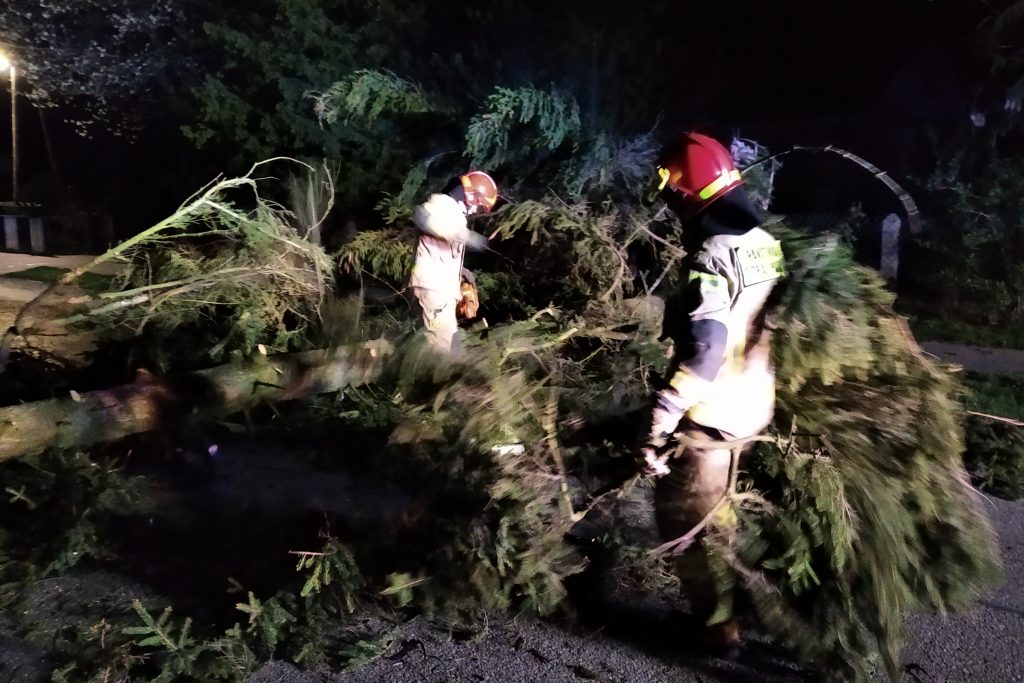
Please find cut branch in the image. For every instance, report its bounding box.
[965,410,1024,428]
[0,157,317,375]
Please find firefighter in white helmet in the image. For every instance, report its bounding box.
[639,133,784,656]
[409,171,498,353]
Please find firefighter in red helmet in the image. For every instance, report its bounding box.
[409,171,498,353]
[639,133,784,656]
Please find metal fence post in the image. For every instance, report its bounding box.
[881,213,901,283]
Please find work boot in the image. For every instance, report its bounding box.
[661,610,741,660]
[700,619,741,661]
[688,587,742,660]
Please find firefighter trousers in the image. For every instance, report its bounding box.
[653,423,743,622]
[411,286,460,354]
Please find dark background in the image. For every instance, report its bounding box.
[0,0,1010,247]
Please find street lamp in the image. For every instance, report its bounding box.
[0,52,16,203]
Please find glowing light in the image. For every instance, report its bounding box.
[0,53,10,72]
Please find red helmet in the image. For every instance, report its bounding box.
[653,133,743,213]
[460,171,499,213]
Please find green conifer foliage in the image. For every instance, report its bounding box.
[465,86,582,169]
[312,70,437,126]
[306,73,1003,678]
[712,231,1001,681]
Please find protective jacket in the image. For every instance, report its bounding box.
[409,193,485,352]
[645,191,784,445]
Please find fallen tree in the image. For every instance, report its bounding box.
[0,110,1003,681]
[0,341,390,460]
[0,158,337,378]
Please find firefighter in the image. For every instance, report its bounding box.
[409,171,498,353]
[638,133,784,656]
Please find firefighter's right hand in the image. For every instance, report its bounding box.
[639,446,671,478]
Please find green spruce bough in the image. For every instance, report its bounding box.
[708,229,1001,681]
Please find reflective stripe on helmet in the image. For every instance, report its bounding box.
[697,169,742,201]
[656,166,671,191]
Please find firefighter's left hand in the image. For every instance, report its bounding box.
[639,447,671,478]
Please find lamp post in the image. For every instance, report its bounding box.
[0,53,16,203]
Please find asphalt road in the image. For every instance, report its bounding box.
[901,495,1024,683]
[921,342,1024,377]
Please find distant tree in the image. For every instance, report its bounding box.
[0,0,193,136]
[187,0,699,213]
[915,152,1024,323]
[955,0,1024,135]
[461,1,694,134]
[184,0,431,197]
[979,1,1024,98]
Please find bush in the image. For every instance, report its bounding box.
[906,152,1024,334]
[961,373,1024,499]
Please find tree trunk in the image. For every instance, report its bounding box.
[0,340,391,461]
